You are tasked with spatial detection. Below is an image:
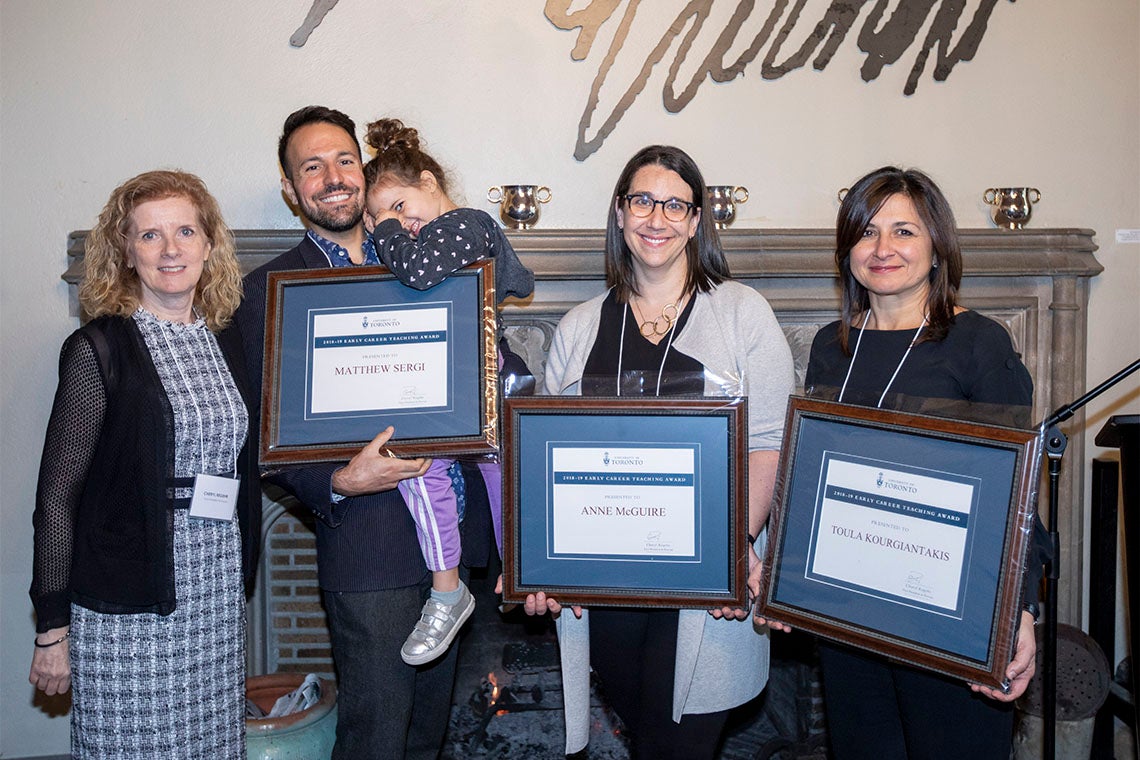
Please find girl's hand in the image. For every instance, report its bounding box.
[376,210,400,224]
[363,209,399,234]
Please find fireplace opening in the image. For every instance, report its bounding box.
[255,495,826,758]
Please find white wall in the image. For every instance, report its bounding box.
[2,1,1137,754]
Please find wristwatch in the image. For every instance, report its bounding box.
[1022,601,1041,624]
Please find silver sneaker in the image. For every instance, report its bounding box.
[400,582,475,666]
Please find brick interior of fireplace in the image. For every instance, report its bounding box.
[263,507,334,678]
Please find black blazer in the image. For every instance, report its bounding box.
[230,236,455,592]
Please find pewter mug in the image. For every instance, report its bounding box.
[983,187,1041,230]
[487,185,552,229]
[706,185,749,228]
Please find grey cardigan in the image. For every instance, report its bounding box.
[544,280,795,753]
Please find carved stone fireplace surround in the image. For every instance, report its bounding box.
[65,226,1101,675]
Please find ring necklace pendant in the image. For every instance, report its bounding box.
[617,294,684,397]
[633,293,685,337]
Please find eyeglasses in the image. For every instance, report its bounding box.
[622,193,696,222]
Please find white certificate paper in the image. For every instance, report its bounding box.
[549,445,698,558]
[307,306,449,415]
[808,455,977,613]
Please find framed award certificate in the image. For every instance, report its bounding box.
[501,396,749,608]
[757,397,1043,691]
[260,262,498,465]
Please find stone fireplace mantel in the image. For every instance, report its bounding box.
[64,226,1101,673]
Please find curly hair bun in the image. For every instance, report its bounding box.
[364,118,420,153]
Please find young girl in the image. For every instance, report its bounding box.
[362,118,534,666]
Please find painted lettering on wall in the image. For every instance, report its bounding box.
[291,0,341,47]
[545,0,1016,159]
[289,0,1016,160]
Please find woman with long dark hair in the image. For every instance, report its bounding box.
[805,165,1047,759]
[539,145,795,759]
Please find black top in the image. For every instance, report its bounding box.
[805,310,1034,428]
[581,290,704,397]
[30,316,261,632]
[229,235,493,592]
[371,208,534,303]
[805,309,1050,599]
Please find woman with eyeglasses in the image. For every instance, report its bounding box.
[534,145,794,759]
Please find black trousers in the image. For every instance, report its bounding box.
[320,464,493,759]
[589,608,730,760]
[818,642,1015,760]
[323,576,461,760]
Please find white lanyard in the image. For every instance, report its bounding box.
[837,312,927,408]
[157,322,244,522]
[157,323,239,475]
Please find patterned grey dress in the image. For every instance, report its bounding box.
[70,309,248,759]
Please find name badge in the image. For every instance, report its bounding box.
[189,473,240,521]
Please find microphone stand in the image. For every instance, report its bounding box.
[1038,358,1140,760]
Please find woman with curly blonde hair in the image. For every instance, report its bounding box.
[79,169,243,329]
[29,170,261,759]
